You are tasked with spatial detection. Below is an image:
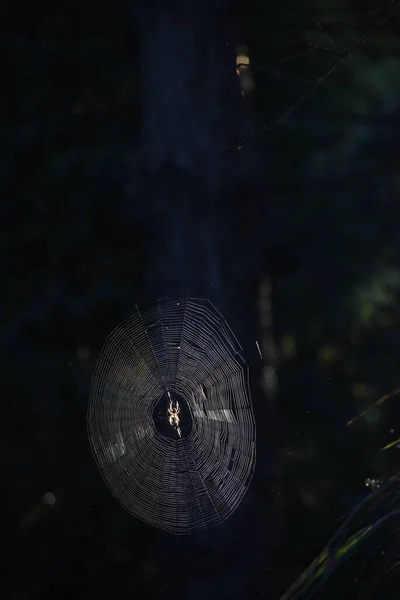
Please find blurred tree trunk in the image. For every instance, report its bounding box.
[132,1,278,597]
[133,1,264,305]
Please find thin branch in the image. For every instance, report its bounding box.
[275,35,340,54]
[236,62,315,84]
[293,0,339,54]
[336,8,381,39]
[280,43,322,65]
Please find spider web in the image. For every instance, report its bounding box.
[87,297,256,535]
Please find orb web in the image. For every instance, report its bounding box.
[87,298,256,534]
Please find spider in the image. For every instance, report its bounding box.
[168,399,180,428]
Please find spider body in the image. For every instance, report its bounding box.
[168,399,180,428]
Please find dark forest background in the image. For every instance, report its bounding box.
[3,0,400,598]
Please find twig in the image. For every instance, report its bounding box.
[236,62,315,84]
[275,35,340,55]
[293,0,339,54]
[280,43,321,65]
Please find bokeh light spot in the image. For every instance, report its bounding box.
[43,492,56,505]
